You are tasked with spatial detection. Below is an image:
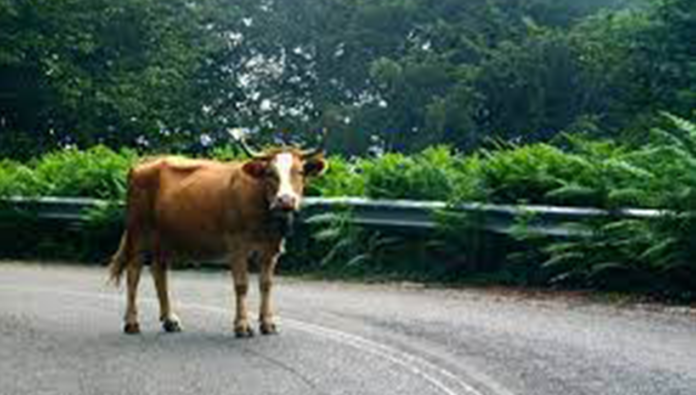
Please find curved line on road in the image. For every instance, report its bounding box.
[188,302,484,395]
[284,318,485,395]
[0,284,510,395]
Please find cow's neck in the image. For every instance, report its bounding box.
[242,177,295,239]
[266,210,295,237]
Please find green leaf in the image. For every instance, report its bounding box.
[588,262,629,279]
[542,252,585,269]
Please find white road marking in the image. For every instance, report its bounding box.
[283,318,484,395]
[0,283,511,395]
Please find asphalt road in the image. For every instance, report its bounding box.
[0,262,694,395]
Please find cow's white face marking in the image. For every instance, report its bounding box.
[271,152,300,210]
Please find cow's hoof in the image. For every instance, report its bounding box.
[123,322,141,335]
[162,318,183,333]
[234,324,255,338]
[260,322,278,335]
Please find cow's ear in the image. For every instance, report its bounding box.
[303,157,327,177]
[242,160,268,178]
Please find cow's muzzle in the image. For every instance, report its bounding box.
[271,194,299,212]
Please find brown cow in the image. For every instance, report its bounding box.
[108,132,327,337]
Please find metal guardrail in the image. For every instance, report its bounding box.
[1,196,669,238]
[303,197,667,237]
[2,196,112,223]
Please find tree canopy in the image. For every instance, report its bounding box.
[0,0,692,158]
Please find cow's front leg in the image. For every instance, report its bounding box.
[259,249,280,335]
[230,250,253,338]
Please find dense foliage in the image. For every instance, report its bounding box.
[2,0,693,158]
[0,146,135,198]
[2,115,696,298]
[0,0,240,158]
[510,115,696,298]
[1,0,695,298]
[3,115,694,210]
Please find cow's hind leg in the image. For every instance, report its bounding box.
[124,258,143,334]
[230,248,253,338]
[259,250,280,335]
[151,247,182,333]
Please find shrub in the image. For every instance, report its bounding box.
[481,140,659,208]
[209,145,246,162]
[361,146,472,201]
[0,160,46,197]
[510,114,696,299]
[550,137,657,209]
[481,143,590,204]
[449,154,486,203]
[0,120,695,299]
[32,146,136,200]
[306,156,365,197]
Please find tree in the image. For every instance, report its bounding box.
[1,0,691,158]
[569,0,695,138]
[0,0,240,158]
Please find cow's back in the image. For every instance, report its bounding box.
[131,157,242,257]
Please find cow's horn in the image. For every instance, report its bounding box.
[228,128,266,159]
[301,128,327,158]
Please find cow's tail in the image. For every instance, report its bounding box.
[108,168,137,287]
[108,230,133,287]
